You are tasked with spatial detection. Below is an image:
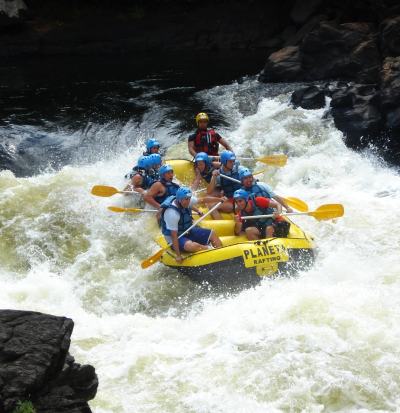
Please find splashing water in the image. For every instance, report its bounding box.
[1,76,400,412]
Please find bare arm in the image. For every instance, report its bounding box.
[143,182,163,208]
[197,195,225,204]
[269,199,283,215]
[219,137,233,152]
[272,195,293,213]
[234,214,242,235]
[188,141,197,157]
[170,230,183,262]
[207,170,219,195]
[191,168,202,190]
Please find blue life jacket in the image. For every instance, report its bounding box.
[243,182,273,199]
[125,168,156,190]
[200,165,214,183]
[154,179,180,204]
[160,196,193,236]
[240,199,274,228]
[219,162,241,198]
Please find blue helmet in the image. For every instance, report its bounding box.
[137,155,149,170]
[239,167,252,181]
[176,186,192,201]
[220,150,236,165]
[159,164,173,177]
[233,189,249,201]
[194,152,210,166]
[147,153,162,167]
[146,139,160,151]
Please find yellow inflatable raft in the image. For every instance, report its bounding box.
[156,160,316,286]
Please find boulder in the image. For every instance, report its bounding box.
[259,45,303,82]
[301,22,380,83]
[330,83,382,147]
[380,56,400,109]
[0,310,98,413]
[260,21,380,83]
[380,16,400,57]
[291,85,326,109]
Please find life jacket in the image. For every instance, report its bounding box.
[193,128,219,156]
[219,162,241,198]
[239,199,274,228]
[243,182,273,200]
[200,165,214,183]
[160,196,193,236]
[154,179,180,204]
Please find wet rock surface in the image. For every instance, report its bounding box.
[259,0,400,164]
[0,310,98,413]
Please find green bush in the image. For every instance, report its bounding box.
[13,401,36,413]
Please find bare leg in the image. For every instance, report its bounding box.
[183,241,209,252]
[266,225,274,238]
[245,227,261,240]
[209,230,222,248]
[206,202,222,219]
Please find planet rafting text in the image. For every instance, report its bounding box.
[242,244,289,268]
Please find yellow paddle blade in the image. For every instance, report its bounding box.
[91,185,119,197]
[256,155,288,167]
[309,204,344,221]
[108,206,147,213]
[284,197,309,212]
[253,169,267,176]
[141,248,166,269]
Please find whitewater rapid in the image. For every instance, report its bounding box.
[1,78,400,412]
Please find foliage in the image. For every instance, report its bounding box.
[12,401,36,413]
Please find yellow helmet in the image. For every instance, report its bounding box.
[195,112,209,125]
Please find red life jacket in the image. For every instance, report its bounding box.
[194,128,219,156]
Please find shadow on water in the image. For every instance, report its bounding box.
[0,52,266,176]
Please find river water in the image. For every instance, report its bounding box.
[1,57,400,412]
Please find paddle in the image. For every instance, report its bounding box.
[166,154,287,167]
[92,185,206,198]
[91,185,140,197]
[108,206,158,213]
[141,201,223,269]
[219,174,308,212]
[241,204,344,222]
[237,154,288,167]
[108,206,201,215]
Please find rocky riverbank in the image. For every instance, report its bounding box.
[0,310,98,413]
[259,0,400,164]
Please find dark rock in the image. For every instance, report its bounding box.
[290,0,323,25]
[381,56,400,109]
[259,46,303,82]
[380,16,400,57]
[302,22,380,83]
[284,14,325,47]
[261,21,380,83]
[291,85,326,109]
[386,107,400,130]
[330,83,382,147]
[0,310,98,413]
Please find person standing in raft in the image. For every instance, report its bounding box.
[143,164,180,208]
[233,189,285,240]
[206,150,242,218]
[188,112,233,158]
[239,168,293,213]
[160,187,223,263]
[191,152,221,191]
